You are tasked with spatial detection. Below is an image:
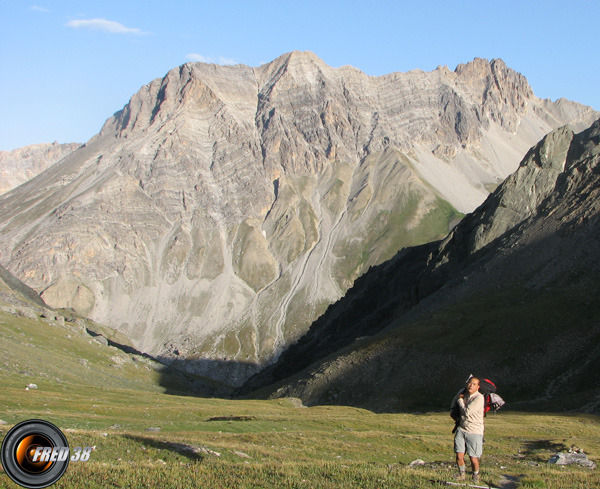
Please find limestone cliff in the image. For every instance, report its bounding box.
[0,52,596,386]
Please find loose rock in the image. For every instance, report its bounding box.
[549,452,596,469]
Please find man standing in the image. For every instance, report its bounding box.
[451,376,485,484]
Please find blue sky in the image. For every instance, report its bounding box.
[1,1,598,151]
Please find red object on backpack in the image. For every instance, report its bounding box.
[478,378,498,415]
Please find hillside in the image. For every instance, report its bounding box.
[241,119,600,413]
[0,52,596,386]
[0,263,228,398]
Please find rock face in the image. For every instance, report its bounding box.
[0,52,597,386]
[0,142,81,195]
[241,119,600,413]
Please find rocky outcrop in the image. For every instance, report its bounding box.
[0,52,597,386]
[242,119,600,413]
[0,142,81,195]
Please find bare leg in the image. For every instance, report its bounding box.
[455,452,466,478]
[469,455,480,473]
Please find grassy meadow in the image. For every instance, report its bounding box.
[1,310,599,488]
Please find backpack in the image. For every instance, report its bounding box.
[478,378,505,416]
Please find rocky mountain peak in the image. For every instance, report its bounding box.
[0,53,597,387]
[568,117,600,162]
[452,57,533,133]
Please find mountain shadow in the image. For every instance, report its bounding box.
[238,119,600,414]
[156,357,248,398]
[84,326,241,398]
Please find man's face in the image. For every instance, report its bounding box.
[466,378,480,395]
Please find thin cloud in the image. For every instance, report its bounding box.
[186,53,212,63]
[66,18,151,35]
[30,6,49,13]
[186,53,237,65]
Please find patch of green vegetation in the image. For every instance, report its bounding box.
[334,193,463,289]
[297,199,319,252]
[235,323,257,362]
[0,310,163,393]
[232,220,278,292]
[282,288,331,342]
[323,178,346,214]
[218,330,242,358]
[1,383,598,489]
[485,182,501,193]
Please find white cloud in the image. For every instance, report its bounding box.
[186,53,237,65]
[186,53,213,63]
[66,18,151,35]
[30,6,49,13]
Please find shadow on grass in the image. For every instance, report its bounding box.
[84,325,248,399]
[521,439,568,461]
[121,434,204,462]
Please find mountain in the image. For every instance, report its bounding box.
[240,118,600,413]
[0,142,81,195]
[0,52,596,386]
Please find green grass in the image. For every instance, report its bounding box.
[1,309,599,488]
[1,386,599,488]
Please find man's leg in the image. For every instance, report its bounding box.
[454,430,467,480]
[455,452,466,479]
[466,433,482,483]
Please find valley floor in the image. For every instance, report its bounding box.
[0,381,598,489]
[0,310,598,488]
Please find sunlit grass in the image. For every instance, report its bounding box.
[1,382,599,489]
[1,310,599,488]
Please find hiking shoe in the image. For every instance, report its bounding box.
[454,472,466,481]
[472,473,480,484]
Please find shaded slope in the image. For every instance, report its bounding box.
[241,119,600,413]
[0,263,47,309]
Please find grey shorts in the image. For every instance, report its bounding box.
[454,428,483,458]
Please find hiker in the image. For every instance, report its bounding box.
[450,376,484,484]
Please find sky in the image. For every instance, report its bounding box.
[1,0,599,151]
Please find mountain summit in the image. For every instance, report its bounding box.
[0,52,596,385]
